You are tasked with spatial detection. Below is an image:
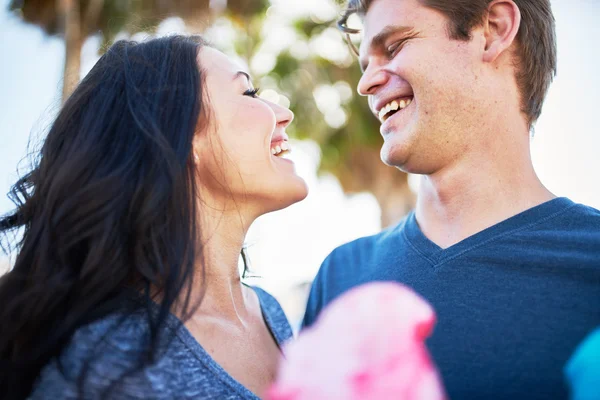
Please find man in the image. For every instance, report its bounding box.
[302,0,600,398]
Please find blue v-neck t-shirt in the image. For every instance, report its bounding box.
[303,197,600,400]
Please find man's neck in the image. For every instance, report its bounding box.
[414,146,555,249]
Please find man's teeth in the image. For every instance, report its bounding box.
[378,98,413,121]
[271,141,290,156]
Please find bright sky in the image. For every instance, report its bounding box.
[1,0,599,324]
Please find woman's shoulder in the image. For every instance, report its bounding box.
[30,291,291,399]
[30,310,193,399]
[30,312,154,398]
[30,302,262,399]
[250,286,294,344]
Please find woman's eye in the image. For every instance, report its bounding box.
[243,88,260,98]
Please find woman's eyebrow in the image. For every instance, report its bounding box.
[233,71,251,82]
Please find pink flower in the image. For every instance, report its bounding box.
[268,282,447,400]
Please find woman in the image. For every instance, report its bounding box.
[0,35,308,399]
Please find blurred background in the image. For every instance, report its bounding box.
[1,0,599,330]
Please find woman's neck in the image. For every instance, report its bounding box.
[184,205,255,323]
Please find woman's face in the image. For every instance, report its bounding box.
[194,47,308,217]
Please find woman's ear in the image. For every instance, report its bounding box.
[192,133,203,164]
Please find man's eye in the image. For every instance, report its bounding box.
[387,41,406,57]
[243,88,260,98]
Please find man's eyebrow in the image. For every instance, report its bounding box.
[360,25,416,72]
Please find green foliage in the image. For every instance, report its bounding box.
[8,0,380,179]
[267,20,381,178]
[225,0,269,18]
[8,0,270,47]
[8,0,412,220]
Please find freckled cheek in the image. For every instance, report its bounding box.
[389,53,413,78]
[419,50,468,98]
[390,49,434,90]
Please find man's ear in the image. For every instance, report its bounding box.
[482,0,521,63]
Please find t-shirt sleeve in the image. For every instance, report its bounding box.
[301,251,335,329]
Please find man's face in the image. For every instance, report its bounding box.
[358,0,489,174]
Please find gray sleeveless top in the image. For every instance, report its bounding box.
[30,286,293,399]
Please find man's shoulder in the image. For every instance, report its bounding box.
[309,216,410,297]
[529,199,600,239]
[565,201,600,221]
[303,216,409,307]
[325,216,408,261]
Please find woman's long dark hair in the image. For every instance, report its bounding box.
[0,35,209,399]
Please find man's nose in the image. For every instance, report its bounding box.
[357,63,389,96]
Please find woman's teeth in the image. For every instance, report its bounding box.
[271,141,290,156]
[378,97,413,122]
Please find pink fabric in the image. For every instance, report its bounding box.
[267,282,447,400]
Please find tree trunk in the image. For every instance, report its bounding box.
[336,148,416,228]
[83,0,104,29]
[57,0,82,102]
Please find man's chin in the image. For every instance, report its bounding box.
[380,144,407,169]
